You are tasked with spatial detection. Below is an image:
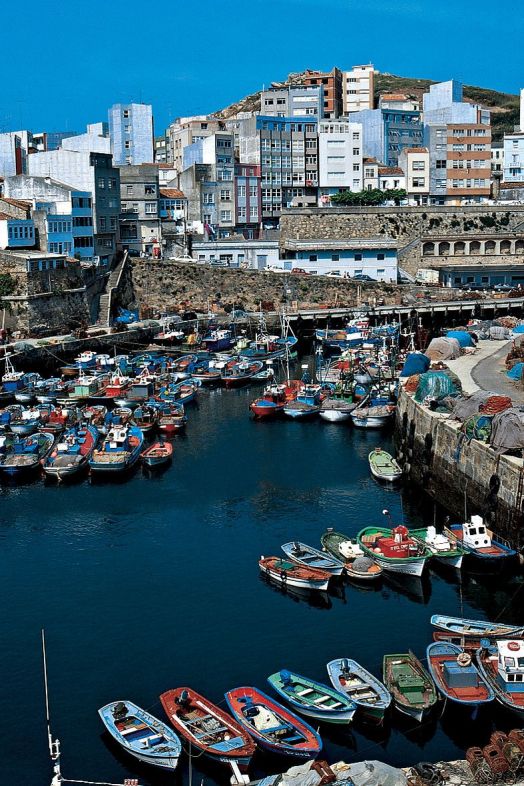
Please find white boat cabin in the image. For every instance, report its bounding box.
[496,640,524,692]
[425,526,452,552]
[463,515,491,549]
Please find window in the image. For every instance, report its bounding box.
[110,217,117,230]
[353,164,360,171]
[412,161,425,170]
[98,178,105,189]
[331,253,339,262]
[436,160,446,169]
[126,185,133,195]
[203,193,214,204]
[123,109,129,118]
[412,178,425,187]
[145,202,157,214]
[238,185,246,198]
[354,253,362,261]
[353,148,360,156]
[124,141,131,149]
[352,132,360,140]
[238,206,246,219]
[309,254,317,262]
[377,253,385,261]
[249,185,258,198]
[100,217,106,230]
[220,209,232,222]
[250,205,258,219]
[220,189,231,201]
[145,184,156,195]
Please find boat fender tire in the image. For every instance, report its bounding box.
[414,763,442,785]
[407,448,413,459]
[403,462,411,475]
[457,652,472,667]
[280,570,287,583]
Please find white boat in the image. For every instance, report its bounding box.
[368,448,402,482]
[351,404,395,429]
[281,541,344,576]
[319,399,355,423]
[412,526,464,569]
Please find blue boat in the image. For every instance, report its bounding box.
[0,431,54,476]
[89,423,144,473]
[426,642,495,709]
[14,373,43,404]
[282,541,344,576]
[43,424,99,480]
[444,516,517,566]
[98,700,181,771]
[327,658,391,724]
[430,615,524,640]
[267,669,356,724]
[283,385,322,419]
[202,329,233,352]
[477,639,524,717]
[225,686,322,758]
[240,335,297,361]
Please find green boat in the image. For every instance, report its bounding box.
[410,527,465,570]
[368,448,402,482]
[267,670,356,724]
[383,652,438,723]
[320,529,383,581]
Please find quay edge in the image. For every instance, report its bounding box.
[395,387,524,552]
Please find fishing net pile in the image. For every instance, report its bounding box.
[400,352,430,378]
[414,371,460,404]
[425,337,462,361]
[461,414,492,443]
[479,395,513,415]
[445,390,497,421]
[446,330,475,348]
[490,408,524,453]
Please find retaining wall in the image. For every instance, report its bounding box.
[396,388,524,548]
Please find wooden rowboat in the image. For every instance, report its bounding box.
[141,441,173,468]
[267,669,356,724]
[426,642,495,708]
[368,448,402,482]
[98,700,181,771]
[327,658,391,724]
[225,686,322,758]
[320,529,383,581]
[281,541,344,576]
[160,687,255,768]
[259,556,331,591]
[383,652,438,723]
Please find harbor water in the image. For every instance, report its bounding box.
[1,381,524,786]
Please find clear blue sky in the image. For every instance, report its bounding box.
[2,0,522,136]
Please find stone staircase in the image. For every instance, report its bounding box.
[97,252,128,327]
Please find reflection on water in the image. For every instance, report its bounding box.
[0,381,523,786]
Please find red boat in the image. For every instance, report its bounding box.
[157,402,187,434]
[160,687,255,769]
[100,375,131,401]
[141,440,173,468]
[250,384,288,418]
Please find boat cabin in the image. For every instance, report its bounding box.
[463,515,491,549]
[375,526,420,559]
[425,526,452,552]
[105,427,129,450]
[496,640,524,692]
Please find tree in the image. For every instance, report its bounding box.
[330,189,407,207]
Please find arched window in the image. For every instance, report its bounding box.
[470,241,481,255]
[454,241,466,256]
[438,241,450,256]
[485,240,496,255]
[500,240,511,255]
[422,242,435,256]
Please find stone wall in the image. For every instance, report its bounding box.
[396,389,524,548]
[280,206,524,277]
[121,260,404,315]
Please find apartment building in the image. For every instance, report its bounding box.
[398,147,430,204]
[351,107,423,167]
[446,124,491,202]
[260,85,324,119]
[108,103,154,166]
[343,65,374,114]
[167,116,225,174]
[379,94,419,111]
[301,68,343,118]
[503,132,524,182]
[234,163,261,238]
[318,120,363,195]
[119,164,161,256]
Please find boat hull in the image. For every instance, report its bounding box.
[368,554,426,577]
[260,563,329,591]
[319,409,351,423]
[351,415,393,429]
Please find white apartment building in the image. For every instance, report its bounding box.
[318,120,363,194]
[398,147,430,203]
[343,65,374,114]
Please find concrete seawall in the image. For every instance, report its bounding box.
[396,387,524,549]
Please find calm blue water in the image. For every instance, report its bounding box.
[1,382,523,786]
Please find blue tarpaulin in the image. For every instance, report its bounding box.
[400,352,431,378]
[114,308,139,324]
[513,325,524,334]
[446,330,474,348]
[507,363,524,380]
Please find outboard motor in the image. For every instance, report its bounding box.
[177,689,190,706]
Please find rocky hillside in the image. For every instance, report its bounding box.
[214,70,519,140]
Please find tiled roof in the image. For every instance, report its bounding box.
[405,147,428,153]
[378,167,404,175]
[2,197,31,209]
[0,212,15,220]
[158,163,176,169]
[500,181,524,189]
[363,157,379,164]
[160,188,185,199]
[381,93,409,101]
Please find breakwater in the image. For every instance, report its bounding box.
[396,387,524,549]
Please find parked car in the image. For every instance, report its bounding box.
[126,249,140,258]
[210,260,229,267]
[291,268,308,275]
[493,283,512,292]
[352,274,376,282]
[324,271,342,277]
[264,265,285,273]
[231,309,250,319]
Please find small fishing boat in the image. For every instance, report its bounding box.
[160,380,200,406]
[225,686,322,759]
[368,448,402,482]
[160,687,255,768]
[409,527,465,570]
[281,541,344,576]
[283,384,322,419]
[0,431,54,476]
[58,375,107,406]
[350,400,395,429]
[35,377,69,405]
[222,360,264,388]
[358,523,430,577]
[426,642,495,708]
[202,329,233,352]
[109,407,133,426]
[476,639,524,716]
[240,335,297,361]
[445,516,517,566]
[14,372,42,404]
[250,384,288,419]
[430,615,524,640]
[93,374,131,403]
[157,402,187,434]
[7,405,42,436]
[327,658,391,724]
[168,354,199,380]
[267,669,356,724]
[191,362,222,385]
[132,403,160,434]
[98,700,181,770]
[259,556,331,591]
[89,424,143,473]
[141,441,173,468]
[320,528,383,581]
[82,404,108,434]
[114,379,155,409]
[383,652,438,722]
[1,358,25,393]
[43,424,99,480]
[39,406,79,436]
[319,399,355,423]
